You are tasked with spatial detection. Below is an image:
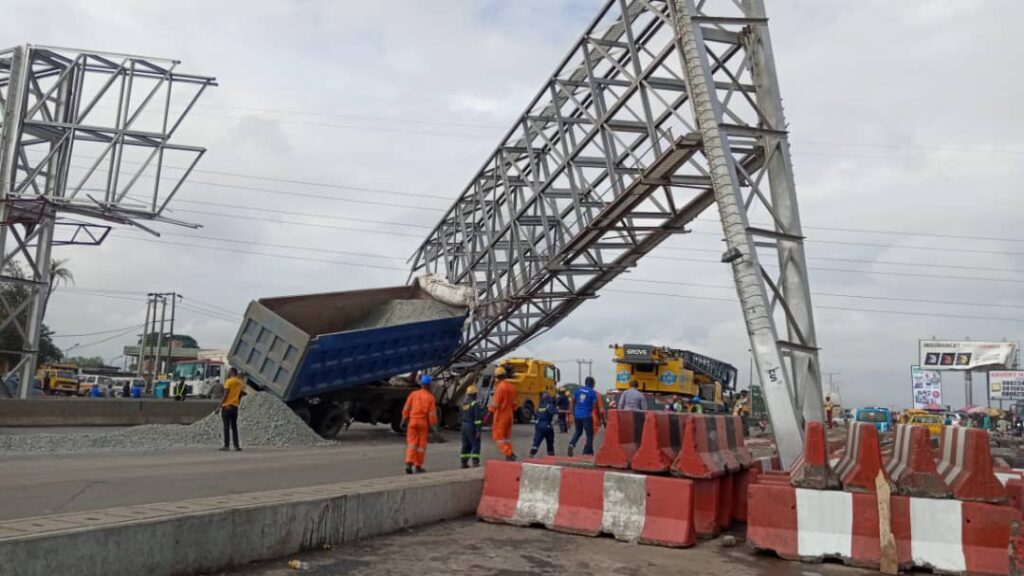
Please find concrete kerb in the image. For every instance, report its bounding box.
[0,468,484,576]
[0,398,218,426]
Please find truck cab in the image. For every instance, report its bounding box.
[172,357,227,398]
[479,359,559,423]
[855,407,892,433]
[37,364,79,396]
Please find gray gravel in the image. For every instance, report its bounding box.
[348,298,463,330]
[0,391,333,454]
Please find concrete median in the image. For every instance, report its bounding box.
[0,468,484,576]
[0,398,218,427]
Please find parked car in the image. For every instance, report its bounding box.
[78,374,115,397]
[111,377,146,397]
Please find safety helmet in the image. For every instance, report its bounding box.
[692,395,702,403]
[466,385,478,395]
[420,374,433,386]
[494,366,507,378]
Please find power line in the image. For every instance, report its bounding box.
[46,151,1024,249]
[119,236,410,273]
[621,278,1024,310]
[121,230,405,262]
[63,325,145,352]
[51,324,145,338]
[168,198,433,229]
[179,296,240,318]
[604,288,1024,323]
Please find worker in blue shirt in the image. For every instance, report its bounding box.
[556,390,570,433]
[529,392,558,457]
[568,376,599,456]
[460,385,485,468]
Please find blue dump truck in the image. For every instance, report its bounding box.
[229,282,471,438]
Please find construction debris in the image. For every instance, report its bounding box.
[0,391,331,454]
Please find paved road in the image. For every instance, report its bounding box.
[0,424,593,521]
[230,517,872,576]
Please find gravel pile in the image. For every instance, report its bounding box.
[0,391,332,454]
[348,299,462,330]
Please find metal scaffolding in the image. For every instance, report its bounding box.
[410,0,821,467]
[0,45,215,398]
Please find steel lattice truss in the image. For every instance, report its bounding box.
[0,45,214,397]
[410,0,822,466]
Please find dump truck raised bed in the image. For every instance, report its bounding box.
[228,280,471,438]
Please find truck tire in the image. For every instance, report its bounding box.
[517,401,535,424]
[315,404,347,439]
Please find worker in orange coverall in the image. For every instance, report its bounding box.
[489,366,518,461]
[402,374,439,474]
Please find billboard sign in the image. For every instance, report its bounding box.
[919,340,1017,371]
[990,371,1024,401]
[911,366,943,409]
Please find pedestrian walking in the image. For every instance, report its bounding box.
[402,374,439,474]
[459,385,484,468]
[489,366,518,461]
[617,380,647,410]
[567,377,599,456]
[529,392,557,457]
[218,368,244,452]
[556,390,570,433]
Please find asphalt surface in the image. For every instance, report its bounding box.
[225,517,873,576]
[0,423,585,521]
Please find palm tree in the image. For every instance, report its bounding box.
[42,258,74,318]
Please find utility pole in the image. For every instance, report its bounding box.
[154,294,167,377]
[137,296,152,377]
[166,292,179,376]
[823,372,841,396]
[576,359,593,386]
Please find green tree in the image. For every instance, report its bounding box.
[65,356,105,368]
[43,258,75,317]
[1,261,66,370]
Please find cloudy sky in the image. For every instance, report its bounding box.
[7,0,1023,410]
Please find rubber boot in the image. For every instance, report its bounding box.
[472,458,480,468]
[567,444,574,457]
[415,466,426,474]
[505,454,517,462]
[405,464,413,475]
[461,460,469,469]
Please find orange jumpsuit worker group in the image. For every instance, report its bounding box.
[402,374,439,474]
[489,366,518,461]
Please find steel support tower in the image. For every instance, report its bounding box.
[0,45,215,398]
[410,0,821,466]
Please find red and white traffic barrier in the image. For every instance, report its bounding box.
[938,427,1007,503]
[477,460,696,548]
[833,422,892,493]
[748,481,1020,574]
[885,424,950,498]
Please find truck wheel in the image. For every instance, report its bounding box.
[518,402,535,424]
[315,404,346,439]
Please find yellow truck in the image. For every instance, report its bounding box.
[480,358,560,423]
[610,344,736,411]
[37,364,79,396]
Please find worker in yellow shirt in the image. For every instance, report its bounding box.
[218,368,245,451]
